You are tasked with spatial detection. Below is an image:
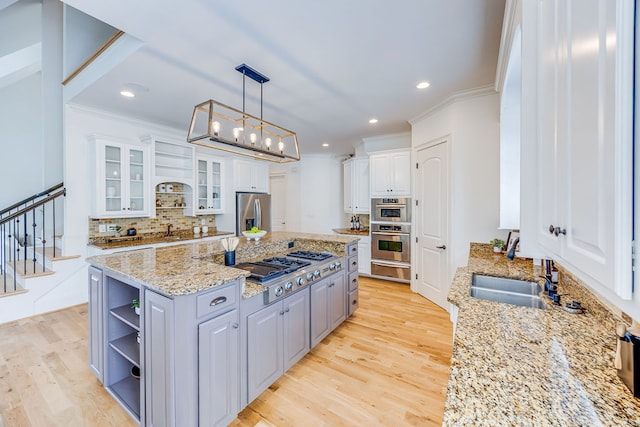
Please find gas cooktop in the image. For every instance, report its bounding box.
[234,251,343,304]
[287,251,333,261]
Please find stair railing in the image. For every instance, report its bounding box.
[0,183,66,294]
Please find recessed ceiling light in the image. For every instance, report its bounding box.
[416,81,430,89]
[322,143,329,147]
[369,118,378,124]
[120,90,135,98]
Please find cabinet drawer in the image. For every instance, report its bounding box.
[347,243,358,256]
[348,255,358,273]
[348,289,359,317]
[197,284,238,319]
[348,271,359,292]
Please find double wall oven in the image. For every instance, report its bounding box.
[370,198,411,282]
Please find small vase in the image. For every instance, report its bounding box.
[493,246,502,253]
[134,306,140,315]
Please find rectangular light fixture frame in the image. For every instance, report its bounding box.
[187,99,300,163]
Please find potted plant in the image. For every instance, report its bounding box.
[114,225,122,238]
[490,238,505,253]
[131,298,140,315]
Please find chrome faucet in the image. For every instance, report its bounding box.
[167,223,173,237]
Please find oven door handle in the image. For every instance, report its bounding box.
[371,260,411,268]
[371,231,409,236]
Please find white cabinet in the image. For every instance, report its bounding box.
[234,159,269,193]
[343,157,370,213]
[370,150,411,197]
[196,155,225,214]
[357,236,371,276]
[529,0,633,298]
[91,138,151,218]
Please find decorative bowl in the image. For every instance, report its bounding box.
[242,230,267,240]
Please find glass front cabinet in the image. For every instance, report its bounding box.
[91,137,151,218]
[195,155,225,214]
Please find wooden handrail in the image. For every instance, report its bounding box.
[62,30,125,86]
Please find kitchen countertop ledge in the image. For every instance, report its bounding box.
[87,231,358,298]
[332,228,369,236]
[444,243,640,426]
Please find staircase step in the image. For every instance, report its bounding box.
[0,273,28,298]
[35,247,81,261]
[12,261,55,279]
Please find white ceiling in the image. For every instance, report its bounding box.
[62,0,506,156]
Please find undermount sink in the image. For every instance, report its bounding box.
[470,274,547,309]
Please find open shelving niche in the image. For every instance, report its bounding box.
[105,276,142,421]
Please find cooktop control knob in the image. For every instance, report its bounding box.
[306,272,314,281]
[335,261,342,269]
[296,277,306,286]
[284,281,293,291]
[314,269,321,278]
[329,263,336,270]
[274,285,284,297]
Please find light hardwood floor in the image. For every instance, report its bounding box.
[0,276,453,427]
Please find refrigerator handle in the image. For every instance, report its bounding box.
[254,199,262,229]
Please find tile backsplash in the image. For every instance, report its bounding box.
[88,213,216,242]
[88,182,217,242]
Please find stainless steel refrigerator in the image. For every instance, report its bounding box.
[236,192,271,235]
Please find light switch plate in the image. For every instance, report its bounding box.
[98,224,107,233]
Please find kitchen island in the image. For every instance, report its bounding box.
[87,231,360,426]
[445,244,640,426]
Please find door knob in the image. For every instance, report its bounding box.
[549,225,566,236]
[436,245,446,250]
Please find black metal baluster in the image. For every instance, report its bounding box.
[22,212,27,275]
[2,222,6,294]
[32,208,38,273]
[12,217,17,292]
[50,198,55,258]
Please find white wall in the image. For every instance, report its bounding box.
[411,89,502,279]
[271,155,343,234]
[0,73,44,207]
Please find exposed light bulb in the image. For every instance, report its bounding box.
[212,121,221,136]
[265,138,272,150]
[278,140,284,153]
[233,128,240,142]
[250,133,257,145]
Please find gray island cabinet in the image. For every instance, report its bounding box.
[87,232,359,426]
[88,264,242,427]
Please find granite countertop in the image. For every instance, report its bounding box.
[332,227,369,236]
[445,243,640,426]
[88,229,235,250]
[87,231,359,298]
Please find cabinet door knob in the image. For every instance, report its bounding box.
[232,322,239,329]
[549,225,567,236]
[210,296,227,306]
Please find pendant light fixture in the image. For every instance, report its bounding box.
[187,64,300,162]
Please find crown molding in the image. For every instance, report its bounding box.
[409,84,497,124]
[495,0,521,92]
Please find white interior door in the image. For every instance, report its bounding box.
[270,174,287,231]
[414,140,449,309]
